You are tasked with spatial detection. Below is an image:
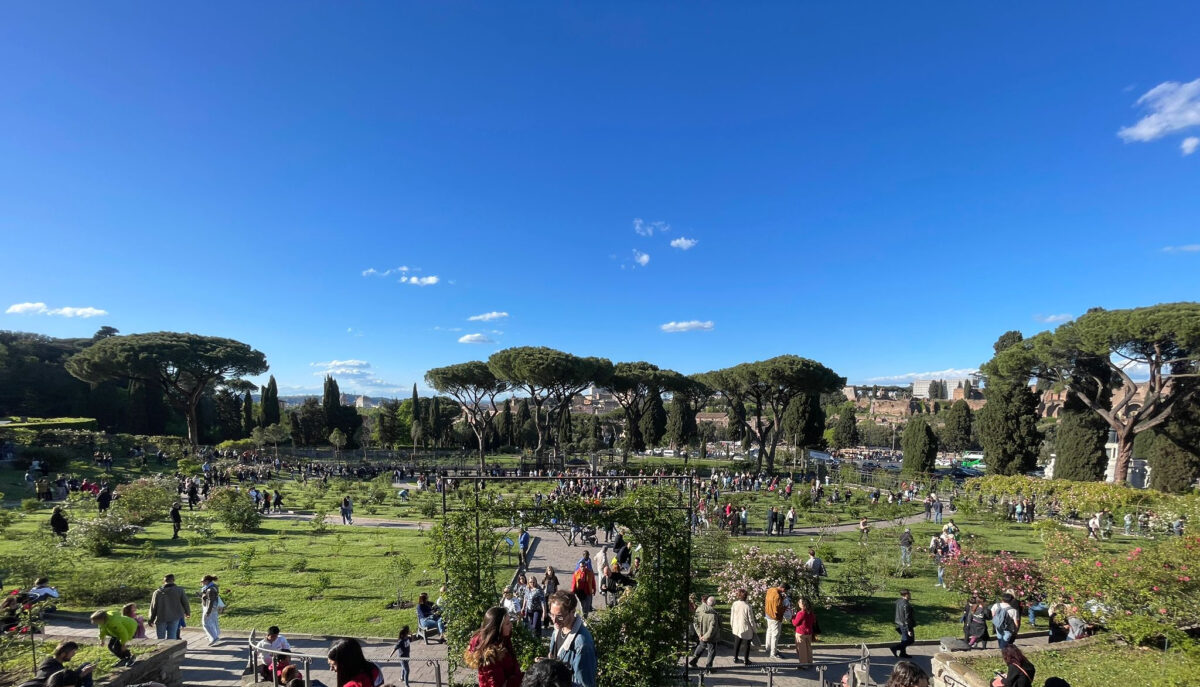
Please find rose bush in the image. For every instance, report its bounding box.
[942,547,1043,602]
[714,545,819,609]
[1043,533,1200,643]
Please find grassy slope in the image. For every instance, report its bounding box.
[959,640,1200,687]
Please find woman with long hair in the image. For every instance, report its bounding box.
[991,645,1035,687]
[463,606,522,687]
[543,567,559,597]
[791,596,816,670]
[327,638,374,687]
[883,660,929,687]
[728,588,756,665]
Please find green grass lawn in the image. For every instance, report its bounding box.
[958,640,1200,687]
[0,506,476,638]
[694,513,1141,644]
[0,641,154,684]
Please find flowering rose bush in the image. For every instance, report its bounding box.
[1043,533,1200,642]
[942,548,1043,602]
[714,546,818,609]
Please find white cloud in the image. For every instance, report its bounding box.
[458,333,494,344]
[1162,244,1200,253]
[1034,313,1073,324]
[633,218,669,236]
[468,311,509,322]
[401,275,439,286]
[6,302,48,315]
[670,237,698,250]
[864,367,979,384]
[660,320,714,333]
[432,326,464,332]
[1183,137,1200,155]
[307,358,405,391]
[1118,78,1200,142]
[5,302,108,318]
[633,250,650,267]
[362,266,411,277]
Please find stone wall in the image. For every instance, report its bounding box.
[96,639,187,687]
[931,636,1101,687]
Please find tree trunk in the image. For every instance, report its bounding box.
[1114,430,1134,484]
[186,403,201,447]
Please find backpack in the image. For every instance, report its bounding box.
[992,606,1016,636]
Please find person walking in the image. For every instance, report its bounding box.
[786,506,796,533]
[889,590,915,658]
[518,529,531,570]
[989,594,1019,649]
[570,560,596,618]
[763,582,790,659]
[170,503,182,540]
[791,597,816,670]
[388,627,412,687]
[148,574,190,640]
[199,574,222,645]
[687,596,720,671]
[547,591,596,687]
[464,607,523,687]
[899,528,914,567]
[805,549,828,594]
[729,589,756,665]
[340,496,354,525]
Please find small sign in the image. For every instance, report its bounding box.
[504,537,514,547]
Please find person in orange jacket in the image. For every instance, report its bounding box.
[570,560,597,617]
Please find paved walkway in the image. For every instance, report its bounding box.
[42,616,452,687]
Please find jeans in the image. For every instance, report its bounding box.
[690,640,717,668]
[1027,602,1048,625]
[155,618,183,640]
[996,630,1013,648]
[106,637,131,661]
[900,546,912,566]
[421,616,445,635]
[765,618,781,656]
[935,511,943,524]
[399,659,410,687]
[891,626,914,656]
[937,566,945,586]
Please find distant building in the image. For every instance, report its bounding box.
[912,380,935,399]
[842,386,857,402]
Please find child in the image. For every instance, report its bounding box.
[122,603,147,640]
[389,626,411,687]
[89,610,136,667]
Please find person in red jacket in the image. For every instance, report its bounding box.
[464,606,523,687]
[326,638,376,687]
[792,597,817,670]
[571,560,597,617]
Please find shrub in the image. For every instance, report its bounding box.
[66,514,139,556]
[307,572,333,599]
[942,548,1042,602]
[0,531,76,589]
[207,487,261,533]
[1043,533,1200,644]
[21,499,41,514]
[112,476,176,526]
[288,558,308,573]
[714,545,819,610]
[830,547,886,605]
[309,509,329,535]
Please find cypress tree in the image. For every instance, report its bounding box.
[409,384,424,448]
[1052,394,1109,481]
[515,399,532,448]
[556,408,572,452]
[831,406,860,449]
[942,400,974,453]
[262,375,281,426]
[499,401,514,447]
[242,391,255,437]
[322,376,341,428]
[640,391,666,448]
[428,396,442,448]
[901,414,938,474]
[978,331,1042,475]
[1148,394,1200,493]
[589,414,602,451]
[664,396,691,450]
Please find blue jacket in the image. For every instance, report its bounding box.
[551,619,596,687]
[519,532,530,550]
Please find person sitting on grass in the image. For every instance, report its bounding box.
[89,609,137,667]
[36,642,94,687]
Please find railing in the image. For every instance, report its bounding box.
[688,644,874,686]
[247,630,444,687]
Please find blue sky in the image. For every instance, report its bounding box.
[2,2,1199,396]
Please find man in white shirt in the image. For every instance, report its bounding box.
[256,626,292,679]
